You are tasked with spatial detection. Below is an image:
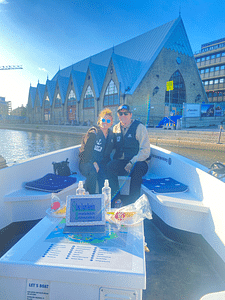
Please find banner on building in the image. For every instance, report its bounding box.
[183,103,200,118]
[215,104,223,117]
[201,104,214,117]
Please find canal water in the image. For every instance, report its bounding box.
[1,129,225,168]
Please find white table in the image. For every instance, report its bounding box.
[0,215,146,300]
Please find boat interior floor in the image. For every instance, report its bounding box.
[143,218,225,300]
[1,217,225,300]
[0,219,41,258]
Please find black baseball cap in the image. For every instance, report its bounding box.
[117,104,131,113]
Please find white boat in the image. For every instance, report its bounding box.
[0,144,225,300]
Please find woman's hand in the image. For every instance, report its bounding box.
[124,162,133,173]
[93,162,99,173]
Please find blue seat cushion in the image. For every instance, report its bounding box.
[142,177,188,194]
[25,173,77,193]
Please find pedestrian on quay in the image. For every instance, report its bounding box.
[79,108,114,194]
[107,104,150,206]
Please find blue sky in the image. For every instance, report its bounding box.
[0,0,224,109]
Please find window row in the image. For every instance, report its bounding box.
[196,52,225,63]
[200,41,225,53]
[203,78,225,85]
[207,91,225,98]
[83,80,119,108]
[43,80,120,109]
[200,65,225,74]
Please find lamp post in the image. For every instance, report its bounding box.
[147,95,151,127]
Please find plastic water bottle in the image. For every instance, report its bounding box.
[102,179,111,211]
[76,181,85,195]
[114,199,122,208]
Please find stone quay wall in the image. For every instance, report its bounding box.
[1,123,225,152]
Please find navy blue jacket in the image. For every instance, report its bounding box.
[79,126,114,165]
[113,120,140,161]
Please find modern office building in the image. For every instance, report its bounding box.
[0,97,11,117]
[27,16,207,126]
[195,38,225,114]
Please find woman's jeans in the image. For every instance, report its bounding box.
[79,162,108,194]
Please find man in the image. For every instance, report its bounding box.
[107,104,150,205]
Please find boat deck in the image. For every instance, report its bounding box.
[143,218,225,300]
[1,217,225,300]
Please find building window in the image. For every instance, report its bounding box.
[220,78,224,83]
[68,90,76,106]
[197,58,200,62]
[215,66,220,71]
[104,80,119,106]
[211,55,215,59]
[195,94,201,103]
[209,80,214,85]
[221,65,225,70]
[206,56,210,60]
[208,92,213,97]
[204,81,208,85]
[216,53,221,58]
[214,79,219,84]
[201,57,205,61]
[210,67,214,72]
[165,70,186,105]
[44,97,50,109]
[83,86,94,108]
[200,69,204,74]
[55,93,61,108]
[222,52,225,57]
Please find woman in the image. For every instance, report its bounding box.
[79,108,114,194]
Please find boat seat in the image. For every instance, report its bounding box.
[4,173,86,203]
[142,185,209,213]
[141,177,209,214]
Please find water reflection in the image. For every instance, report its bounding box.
[0,129,82,165]
[1,129,224,168]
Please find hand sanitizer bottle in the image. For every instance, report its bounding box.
[102,179,111,211]
[76,181,85,195]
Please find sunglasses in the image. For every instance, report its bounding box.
[118,112,129,116]
[101,118,111,123]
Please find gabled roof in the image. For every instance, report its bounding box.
[28,86,37,108]
[36,83,45,107]
[111,53,142,94]
[45,79,56,105]
[44,17,194,99]
[70,70,86,102]
[88,62,107,98]
[164,18,193,56]
[125,16,193,94]
[57,76,69,104]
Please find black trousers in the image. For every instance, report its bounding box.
[107,159,148,203]
[79,162,108,194]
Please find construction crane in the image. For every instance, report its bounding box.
[0,65,23,70]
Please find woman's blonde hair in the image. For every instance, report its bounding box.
[97,108,113,125]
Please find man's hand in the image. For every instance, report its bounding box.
[124,162,133,173]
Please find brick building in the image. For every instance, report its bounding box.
[27,16,207,126]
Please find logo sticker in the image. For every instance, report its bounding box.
[96,139,102,145]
